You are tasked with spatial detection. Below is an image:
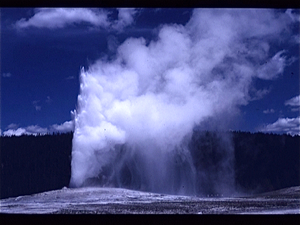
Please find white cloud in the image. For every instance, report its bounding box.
[2,120,74,136]
[14,8,138,32]
[3,128,27,136]
[263,109,275,114]
[285,95,300,112]
[26,125,48,134]
[285,95,300,107]
[66,76,75,80]
[32,100,41,111]
[3,125,48,136]
[15,8,110,29]
[46,96,53,104]
[51,120,74,133]
[260,95,299,134]
[7,123,19,129]
[2,72,12,78]
[260,116,300,136]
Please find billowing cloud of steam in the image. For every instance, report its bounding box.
[70,9,298,195]
[111,8,138,32]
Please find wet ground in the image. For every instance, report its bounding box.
[0,186,299,214]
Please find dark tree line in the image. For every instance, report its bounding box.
[232,131,300,194]
[0,131,299,199]
[1,132,73,199]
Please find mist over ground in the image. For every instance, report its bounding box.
[70,9,299,196]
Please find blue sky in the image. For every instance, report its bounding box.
[1,8,299,136]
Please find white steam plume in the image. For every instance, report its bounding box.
[70,9,297,195]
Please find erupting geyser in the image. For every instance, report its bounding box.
[70,9,297,196]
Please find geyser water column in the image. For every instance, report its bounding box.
[69,61,206,194]
[70,9,297,195]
